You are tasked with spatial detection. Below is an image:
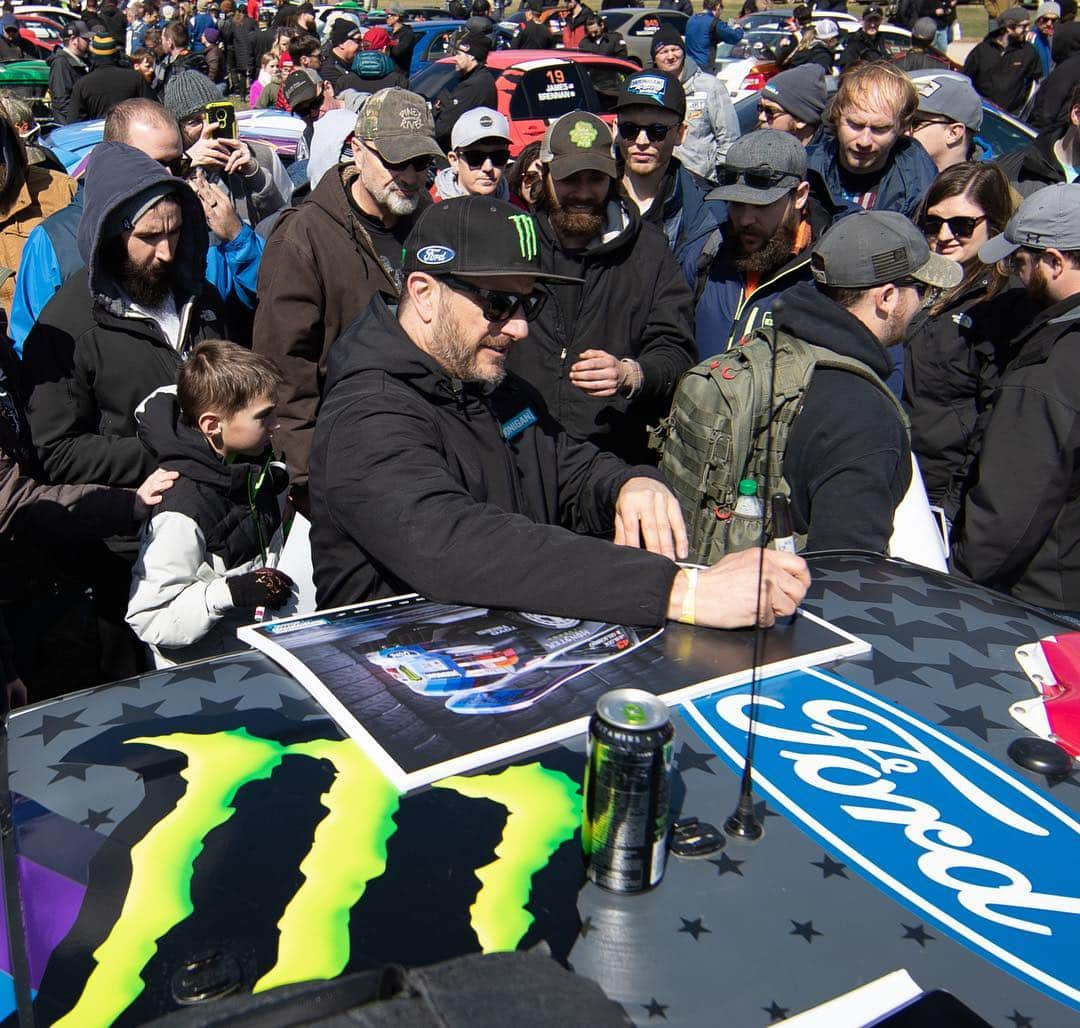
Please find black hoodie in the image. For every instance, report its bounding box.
[23,142,227,488]
[309,298,679,623]
[775,280,912,552]
[127,388,286,665]
[998,124,1069,196]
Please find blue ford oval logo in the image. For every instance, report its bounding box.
[417,245,455,266]
[685,668,1080,1014]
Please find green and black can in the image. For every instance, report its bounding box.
[582,689,674,893]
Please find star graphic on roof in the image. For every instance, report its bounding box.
[678,917,711,941]
[936,702,1009,741]
[578,916,593,938]
[276,691,323,721]
[198,694,244,716]
[901,923,935,947]
[641,998,668,1020]
[101,700,166,726]
[789,919,822,943]
[47,762,90,784]
[1006,1010,1034,1028]
[80,807,115,831]
[674,742,716,776]
[20,709,89,746]
[754,799,780,821]
[708,852,745,877]
[762,1000,789,1023]
[1046,770,1080,790]
[939,651,1010,693]
[811,854,848,879]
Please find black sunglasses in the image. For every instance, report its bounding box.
[617,121,673,143]
[160,154,191,177]
[920,214,986,239]
[458,147,511,168]
[718,165,799,189]
[365,142,432,174]
[441,275,547,323]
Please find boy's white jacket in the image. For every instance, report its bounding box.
[125,387,293,668]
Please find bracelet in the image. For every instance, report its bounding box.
[677,568,698,626]
[619,358,643,399]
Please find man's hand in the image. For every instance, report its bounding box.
[134,467,180,518]
[615,477,688,561]
[192,171,243,241]
[668,548,810,629]
[218,137,258,177]
[569,349,638,397]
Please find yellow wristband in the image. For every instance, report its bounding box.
[677,568,698,626]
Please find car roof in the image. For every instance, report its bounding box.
[455,49,638,69]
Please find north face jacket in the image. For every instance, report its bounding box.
[309,297,679,621]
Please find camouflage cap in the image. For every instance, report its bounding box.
[354,87,443,165]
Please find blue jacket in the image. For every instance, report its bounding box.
[805,133,938,220]
[1033,31,1053,78]
[11,200,264,355]
[684,12,742,70]
[641,158,723,264]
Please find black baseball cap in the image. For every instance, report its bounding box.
[616,70,686,119]
[403,197,582,283]
[863,4,884,19]
[61,19,92,40]
[455,31,492,63]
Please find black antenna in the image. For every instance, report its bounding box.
[724,297,785,842]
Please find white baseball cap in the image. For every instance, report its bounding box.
[451,107,511,151]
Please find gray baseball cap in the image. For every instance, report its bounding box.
[811,211,963,290]
[708,129,807,205]
[912,71,983,131]
[979,183,1080,264]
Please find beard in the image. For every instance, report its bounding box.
[429,294,509,386]
[118,254,172,306]
[731,205,801,276]
[361,160,421,217]
[1025,262,1055,309]
[541,179,605,241]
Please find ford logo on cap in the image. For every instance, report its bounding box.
[417,245,456,266]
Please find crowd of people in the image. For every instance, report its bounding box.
[0,0,1078,713]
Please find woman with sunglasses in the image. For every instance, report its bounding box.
[903,162,1028,522]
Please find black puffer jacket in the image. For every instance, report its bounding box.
[22,143,226,488]
[953,292,1080,611]
[903,283,1035,521]
[998,124,1069,196]
[309,297,679,622]
[506,203,696,466]
[775,280,912,553]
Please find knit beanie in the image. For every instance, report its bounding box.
[759,64,827,125]
[650,24,685,58]
[162,70,223,122]
[90,33,118,57]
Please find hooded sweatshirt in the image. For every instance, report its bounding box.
[774,280,912,552]
[430,165,510,202]
[309,297,678,622]
[127,388,288,666]
[22,142,226,488]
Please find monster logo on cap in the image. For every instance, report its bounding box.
[509,214,537,261]
[569,120,599,149]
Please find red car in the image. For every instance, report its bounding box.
[410,50,639,157]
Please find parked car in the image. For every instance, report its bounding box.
[410,49,638,155]
[737,7,862,34]
[0,57,50,119]
[405,18,467,76]
[589,8,689,67]
[14,12,62,55]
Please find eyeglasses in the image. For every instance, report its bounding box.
[757,103,787,123]
[457,148,510,168]
[718,165,799,189]
[364,142,432,174]
[912,114,952,129]
[617,121,674,143]
[920,214,986,239]
[160,154,191,177]
[1003,248,1047,273]
[441,275,547,323]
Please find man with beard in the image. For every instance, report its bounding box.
[953,185,1080,615]
[578,13,627,58]
[22,141,227,490]
[681,130,834,358]
[310,196,810,626]
[614,70,720,262]
[806,61,937,219]
[963,7,1041,115]
[254,87,438,515]
[505,111,696,465]
[769,211,960,551]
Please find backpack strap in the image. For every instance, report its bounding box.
[693,227,723,306]
[802,344,911,436]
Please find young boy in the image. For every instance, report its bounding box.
[127,340,295,667]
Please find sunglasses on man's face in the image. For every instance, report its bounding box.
[160,154,191,177]
[617,121,673,143]
[441,275,547,323]
[366,143,432,174]
[920,214,986,239]
[718,165,799,189]
[458,147,511,168]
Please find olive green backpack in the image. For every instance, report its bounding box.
[652,324,910,564]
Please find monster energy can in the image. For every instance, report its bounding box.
[582,689,674,893]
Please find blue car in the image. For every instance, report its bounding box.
[406,18,466,77]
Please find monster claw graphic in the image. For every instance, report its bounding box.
[254,740,400,991]
[435,765,581,952]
